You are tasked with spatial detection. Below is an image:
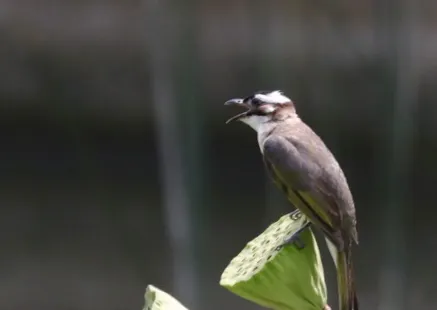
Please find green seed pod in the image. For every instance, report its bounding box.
[220,211,328,310]
[144,285,189,310]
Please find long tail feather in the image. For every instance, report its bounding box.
[325,237,358,310]
[337,247,358,310]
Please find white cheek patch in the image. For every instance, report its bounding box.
[254,90,291,104]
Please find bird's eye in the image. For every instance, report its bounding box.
[251,98,262,105]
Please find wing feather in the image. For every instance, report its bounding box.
[262,135,348,247]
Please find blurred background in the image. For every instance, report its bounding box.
[1,0,437,310]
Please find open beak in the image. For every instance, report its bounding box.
[224,98,250,124]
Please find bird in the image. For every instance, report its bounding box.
[224,90,359,310]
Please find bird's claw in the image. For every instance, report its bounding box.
[277,218,312,250]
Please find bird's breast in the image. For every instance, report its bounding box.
[257,123,277,154]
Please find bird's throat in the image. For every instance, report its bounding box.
[241,115,271,132]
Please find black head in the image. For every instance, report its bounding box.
[224,90,294,124]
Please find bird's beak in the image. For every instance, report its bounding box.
[224,98,250,124]
[224,98,244,106]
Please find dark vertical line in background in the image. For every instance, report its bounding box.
[145,0,200,308]
[374,0,417,309]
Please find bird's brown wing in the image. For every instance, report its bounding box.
[262,135,356,248]
[263,134,359,310]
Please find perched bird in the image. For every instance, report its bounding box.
[225,90,359,310]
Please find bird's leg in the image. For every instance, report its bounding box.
[280,220,312,250]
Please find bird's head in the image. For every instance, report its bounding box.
[224,90,295,131]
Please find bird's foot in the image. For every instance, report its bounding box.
[278,219,312,250]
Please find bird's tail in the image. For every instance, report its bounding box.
[337,246,358,310]
[325,238,358,310]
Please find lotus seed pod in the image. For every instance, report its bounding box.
[144,285,189,310]
[220,211,328,310]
